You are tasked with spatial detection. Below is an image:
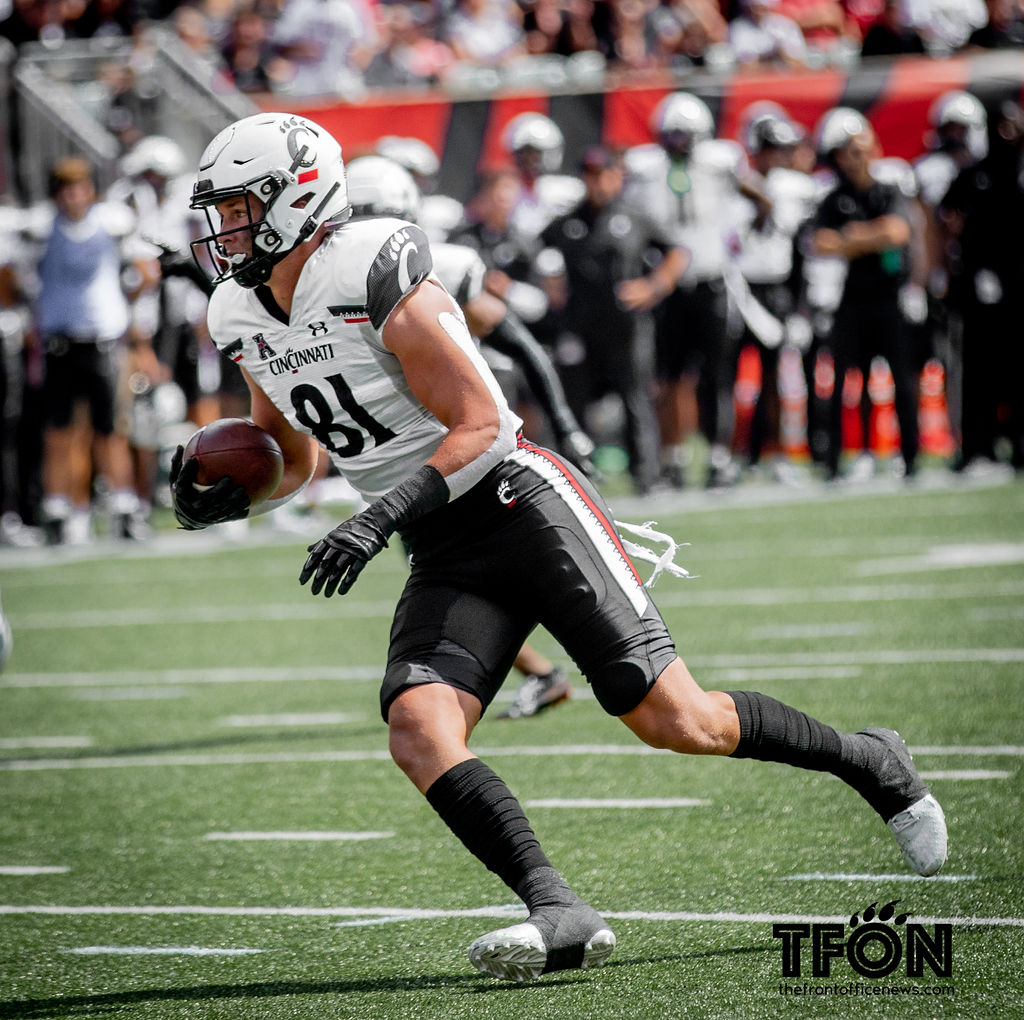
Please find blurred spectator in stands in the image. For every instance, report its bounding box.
[938,100,1024,472]
[173,3,218,56]
[94,59,158,155]
[774,0,860,59]
[728,0,810,69]
[70,0,137,39]
[539,146,687,493]
[272,0,380,97]
[659,0,728,67]
[522,0,579,54]
[860,0,926,54]
[0,0,77,46]
[967,0,1024,47]
[841,0,883,38]
[365,2,453,88]
[442,0,527,68]
[905,0,986,54]
[221,6,289,93]
[604,0,665,71]
[33,157,143,543]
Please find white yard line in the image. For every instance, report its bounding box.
[0,866,69,875]
[203,831,393,841]
[781,873,979,883]
[525,798,711,808]
[2,902,1021,927]
[1,666,381,688]
[3,743,1023,772]
[918,769,1012,780]
[3,647,1021,690]
[0,737,93,749]
[218,713,362,727]
[7,580,1024,630]
[63,946,265,956]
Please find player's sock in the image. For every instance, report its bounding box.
[726,691,925,820]
[425,757,554,891]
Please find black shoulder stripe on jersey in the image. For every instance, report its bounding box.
[366,224,433,331]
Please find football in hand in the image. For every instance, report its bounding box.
[182,418,284,503]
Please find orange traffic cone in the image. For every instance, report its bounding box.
[732,343,761,457]
[867,356,900,457]
[842,365,865,453]
[918,358,955,457]
[779,345,810,459]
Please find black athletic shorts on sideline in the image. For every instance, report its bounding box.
[42,335,119,434]
[380,438,678,721]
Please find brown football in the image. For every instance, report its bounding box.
[182,418,284,503]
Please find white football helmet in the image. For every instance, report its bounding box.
[122,135,188,179]
[190,112,349,288]
[651,92,714,158]
[346,155,421,222]
[928,90,987,159]
[740,101,800,154]
[814,106,870,160]
[375,136,440,180]
[503,113,565,173]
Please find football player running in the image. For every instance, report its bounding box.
[171,112,948,982]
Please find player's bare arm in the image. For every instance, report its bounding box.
[382,279,501,479]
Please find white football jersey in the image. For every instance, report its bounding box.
[206,216,521,500]
[734,166,819,284]
[624,139,746,282]
[913,150,960,208]
[510,173,586,244]
[430,241,487,306]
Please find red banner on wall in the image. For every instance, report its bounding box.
[265,51,1024,202]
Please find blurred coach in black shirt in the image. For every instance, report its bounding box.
[538,147,688,493]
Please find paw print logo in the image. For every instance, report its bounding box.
[388,229,410,262]
[849,900,909,928]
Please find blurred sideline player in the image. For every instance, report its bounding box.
[170,112,947,983]
[502,112,585,249]
[374,135,466,243]
[729,104,818,477]
[913,90,988,450]
[625,93,768,488]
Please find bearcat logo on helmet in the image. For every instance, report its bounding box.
[189,112,348,290]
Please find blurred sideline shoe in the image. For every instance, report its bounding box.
[498,667,571,719]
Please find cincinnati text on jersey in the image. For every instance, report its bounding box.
[268,342,336,376]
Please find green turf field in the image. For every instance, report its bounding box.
[1,473,1022,1019]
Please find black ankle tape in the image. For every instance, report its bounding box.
[425,758,551,891]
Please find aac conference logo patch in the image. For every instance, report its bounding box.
[772,900,956,1001]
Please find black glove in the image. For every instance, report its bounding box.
[300,465,450,598]
[169,445,250,531]
[153,241,215,297]
[299,507,390,598]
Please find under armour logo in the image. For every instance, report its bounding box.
[308,321,328,337]
[497,479,517,507]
